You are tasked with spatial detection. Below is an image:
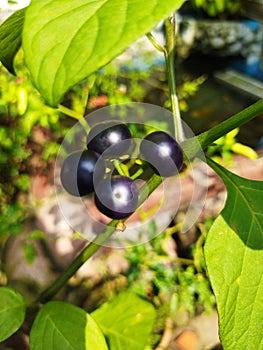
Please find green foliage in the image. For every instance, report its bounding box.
[22,0,186,106]
[0,287,26,341]
[23,230,45,264]
[0,8,25,73]
[85,60,159,107]
[206,128,258,165]
[176,74,207,112]
[92,292,156,350]
[205,159,263,349]
[30,301,108,350]
[125,222,215,319]
[0,55,67,239]
[191,0,242,18]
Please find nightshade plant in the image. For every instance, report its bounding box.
[0,1,262,349]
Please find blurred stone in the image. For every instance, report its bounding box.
[175,330,198,350]
[177,15,263,68]
[173,311,220,350]
[189,311,220,350]
[4,228,56,301]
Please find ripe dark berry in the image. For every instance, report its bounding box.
[94,176,139,219]
[60,150,104,197]
[87,121,132,157]
[140,131,183,177]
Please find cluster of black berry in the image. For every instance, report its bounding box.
[60,121,183,221]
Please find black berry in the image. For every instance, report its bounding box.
[140,131,183,177]
[87,121,132,157]
[60,150,104,196]
[94,175,139,219]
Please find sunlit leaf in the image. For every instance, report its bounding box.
[0,8,26,74]
[23,0,186,106]
[30,301,108,350]
[0,287,26,341]
[92,292,156,350]
[205,159,263,349]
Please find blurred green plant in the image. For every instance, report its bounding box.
[87,59,164,107]
[124,219,215,338]
[190,0,242,18]
[0,53,68,249]
[177,74,207,112]
[206,128,258,165]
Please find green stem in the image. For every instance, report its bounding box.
[37,174,162,303]
[114,160,130,177]
[38,224,116,303]
[182,99,263,159]
[58,104,90,132]
[146,32,165,53]
[164,222,183,236]
[172,257,194,265]
[164,14,184,142]
[58,104,83,120]
[198,99,263,149]
[82,73,97,112]
[130,167,144,180]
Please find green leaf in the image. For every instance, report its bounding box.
[205,159,263,349]
[22,0,186,106]
[92,292,156,350]
[30,301,108,350]
[0,287,26,341]
[0,8,26,74]
[23,242,36,264]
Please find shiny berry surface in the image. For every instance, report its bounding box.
[87,121,132,157]
[140,131,183,177]
[60,150,104,197]
[94,176,139,219]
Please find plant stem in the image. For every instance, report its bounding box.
[38,223,116,303]
[199,99,263,149]
[164,14,185,142]
[82,73,97,113]
[155,317,174,350]
[172,257,194,265]
[182,98,263,159]
[58,104,90,132]
[58,104,83,120]
[114,160,127,176]
[37,173,162,303]
[146,32,165,53]
[130,167,144,180]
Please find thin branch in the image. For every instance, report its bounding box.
[58,104,89,131]
[146,32,166,53]
[155,317,174,350]
[182,99,263,159]
[164,14,185,142]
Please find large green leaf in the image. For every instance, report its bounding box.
[22,0,186,106]
[91,292,156,350]
[0,287,26,341]
[205,159,263,350]
[0,8,26,74]
[30,301,108,350]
